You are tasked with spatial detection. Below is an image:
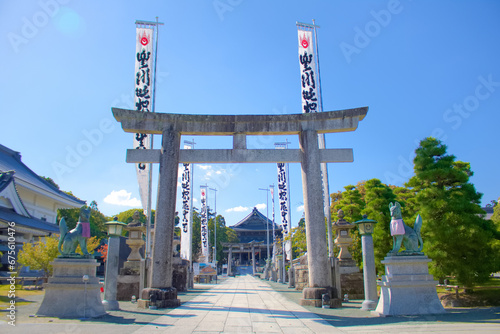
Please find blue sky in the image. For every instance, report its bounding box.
[1,1,499,229]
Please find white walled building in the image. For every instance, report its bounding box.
[0,144,85,269]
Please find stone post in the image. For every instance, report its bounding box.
[288,264,295,288]
[277,254,283,283]
[299,129,332,307]
[228,246,232,276]
[102,235,120,310]
[355,215,378,311]
[140,127,180,308]
[251,243,256,276]
[361,234,377,310]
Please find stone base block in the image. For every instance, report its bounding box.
[37,258,106,318]
[117,274,140,301]
[299,287,341,308]
[138,287,180,309]
[373,255,445,316]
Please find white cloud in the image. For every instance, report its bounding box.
[226,206,249,213]
[198,165,211,170]
[296,205,304,212]
[103,190,142,207]
[255,203,266,210]
[195,164,233,188]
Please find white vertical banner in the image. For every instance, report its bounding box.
[277,162,292,260]
[200,187,209,262]
[297,28,318,114]
[180,145,193,261]
[270,186,276,244]
[134,27,154,210]
[298,22,334,257]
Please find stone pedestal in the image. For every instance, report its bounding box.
[340,272,364,300]
[37,258,106,318]
[117,274,141,301]
[117,225,146,301]
[117,254,143,301]
[338,258,363,299]
[374,255,445,316]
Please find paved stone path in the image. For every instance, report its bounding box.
[3,275,500,333]
[133,275,340,333]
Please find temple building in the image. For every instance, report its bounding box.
[0,144,85,270]
[228,207,282,264]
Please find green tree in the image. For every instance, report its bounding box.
[290,217,307,258]
[18,237,59,278]
[116,208,155,226]
[492,200,500,225]
[486,200,500,273]
[406,137,495,287]
[192,209,201,261]
[209,214,239,263]
[362,179,396,274]
[87,201,109,239]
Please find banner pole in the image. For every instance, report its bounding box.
[312,19,334,258]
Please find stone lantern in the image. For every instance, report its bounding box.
[116,211,147,302]
[124,211,146,265]
[332,210,357,272]
[354,215,378,311]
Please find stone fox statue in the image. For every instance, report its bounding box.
[58,207,91,256]
[389,202,423,253]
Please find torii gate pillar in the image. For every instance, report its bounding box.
[299,129,333,306]
[139,127,181,308]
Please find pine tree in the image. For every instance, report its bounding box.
[406,137,495,287]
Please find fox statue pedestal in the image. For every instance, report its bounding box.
[37,257,106,318]
[373,255,445,316]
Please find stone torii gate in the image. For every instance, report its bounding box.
[113,106,367,307]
